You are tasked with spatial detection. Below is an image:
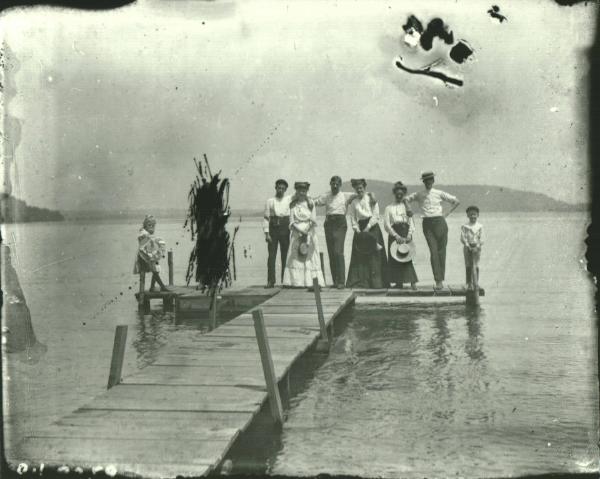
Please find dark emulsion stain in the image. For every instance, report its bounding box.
[488,5,508,23]
[395,58,464,87]
[449,40,474,64]
[420,18,454,51]
[184,154,238,293]
[1,0,134,12]
[402,14,424,34]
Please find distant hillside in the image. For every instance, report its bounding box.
[0,194,65,223]
[63,208,187,222]
[339,181,588,213]
[59,182,588,222]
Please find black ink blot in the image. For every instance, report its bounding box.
[402,15,424,34]
[420,18,454,51]
[488,5,508,22]
[449,40,474,64]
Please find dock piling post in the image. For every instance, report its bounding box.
[173,296,179,325]
[138,272,146,311]
[168,250,174,286]
[232,244,237,281]
[107,325,128,389]
[210,288,218,330]
[312,277,329,350]
[319,252,325,281]
[252,309,284,425]
[465,265,480,306]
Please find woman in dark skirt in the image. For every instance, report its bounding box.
[345,178,389,288]
[383,182,418,289]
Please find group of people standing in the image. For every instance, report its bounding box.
[264,171,484,290]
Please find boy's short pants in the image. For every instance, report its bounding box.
[463,245,481,266]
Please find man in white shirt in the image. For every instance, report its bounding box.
[313,176,353,288]
[263,179,292,288]
[405,171,460,289]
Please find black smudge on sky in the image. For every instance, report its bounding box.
[450,41,474,64]
[419,18,454,51]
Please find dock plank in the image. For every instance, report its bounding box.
[58,409,253,431]
[124,365,269,387]
[154,353,296,366]
[14,289,355,478]
[83,384,266,412]
[205,326,320,338]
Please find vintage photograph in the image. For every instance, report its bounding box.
[1,0,598,477]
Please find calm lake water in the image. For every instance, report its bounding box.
[3,212,598,476]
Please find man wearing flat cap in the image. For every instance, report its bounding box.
[263,179,292,288]
[405,171,459,289]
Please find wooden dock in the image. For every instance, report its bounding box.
[9,283,484,476]
[133,285,280,316]
[9,288,355,478]
[135,284,483,315]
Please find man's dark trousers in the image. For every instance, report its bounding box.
[324,214,347,286]
[267,217,290,285]
[422,216,448,283]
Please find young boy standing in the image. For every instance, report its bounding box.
[460,206,483,290]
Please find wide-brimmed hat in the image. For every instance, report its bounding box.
[421,171,435,182]
[390,240,416,263]
[354,231,378,255]
[298,235,310,259]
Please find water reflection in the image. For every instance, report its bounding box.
[270,303,501,477]
[132,311,171,368]
[429,308,452,366]
[465,306,485,361]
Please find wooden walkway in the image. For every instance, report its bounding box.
[9,288,355,478]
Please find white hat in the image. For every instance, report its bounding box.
[390,240,416,263]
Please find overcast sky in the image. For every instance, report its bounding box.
[1,0,595,212]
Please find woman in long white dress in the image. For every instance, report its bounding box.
[282,182,326,287]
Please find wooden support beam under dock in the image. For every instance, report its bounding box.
[9,288,355,478]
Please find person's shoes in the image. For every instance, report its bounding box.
[160,286,170,292]
[336,284,345,290]
[265,283,275,289]
[434,281,444,290]
[411,283,418,291]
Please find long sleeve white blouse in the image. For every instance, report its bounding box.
[290,200,318,235]
[383,202,415,237]
[347,194,379,232]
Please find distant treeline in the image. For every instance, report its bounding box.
[0,194,65,223]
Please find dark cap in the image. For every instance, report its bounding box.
[350,178,367,188]
[294,181,310,190]
[421,171,435,181]
[275,179,289,188]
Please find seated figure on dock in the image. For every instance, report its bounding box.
[460,206,483,290]
[133,215,169,292]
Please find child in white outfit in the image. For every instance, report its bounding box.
[460,206,483,290]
